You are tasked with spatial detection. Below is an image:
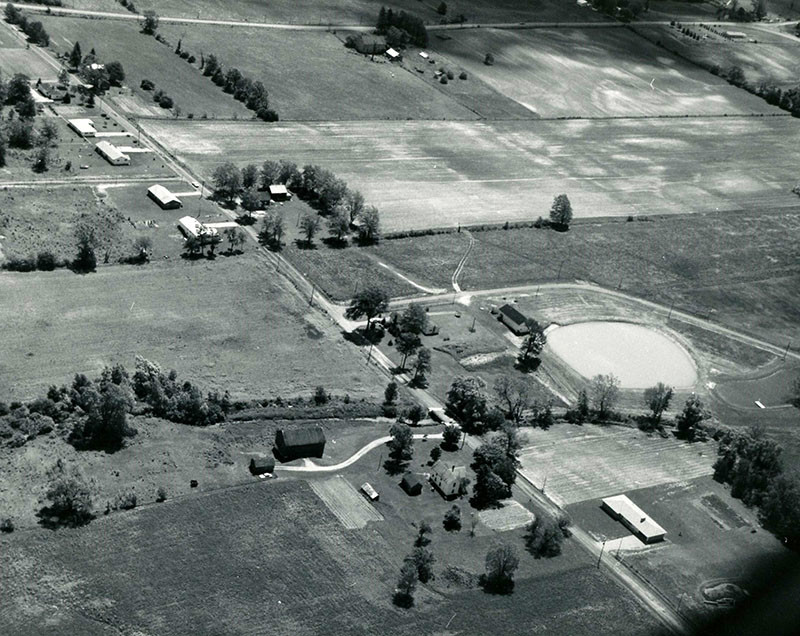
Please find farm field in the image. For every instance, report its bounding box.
[0,46,59,81]
[430,27,778,118]
[0,253,385,402]
[634,24,800,89]
[158,24,477,121]
[39,16,253,119]
[141,116,800,232]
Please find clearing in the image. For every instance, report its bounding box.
[140,116,800,232]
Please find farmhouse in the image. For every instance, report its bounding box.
[95,141,130,166]
[177,216,218,239]
[400,473,423,496]
[68,118,97,137]
[498,304,530,335]
[249,457,275,475]
[430,460,467,499]
[268,184,291,201]
[148,184,183,209]
[274,427,326,461]
[602,494,667,544]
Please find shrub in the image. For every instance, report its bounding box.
[484,53,494,65]
[3,256,36,272]
[446,70,454,80]
[158,94,174,109]
[114,490,137,510]
[430,446,442,463]
[156,486,167,502]
[314,386,329,406]
[443,505,461,531]
[0,518,14,533]
[459,71,467,80]
[187,55,196,64]
[439,75,448,84]
[140,78,155,90]
[36,251,57,271]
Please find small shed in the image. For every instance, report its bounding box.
[419,51,429,59]
[268,184,291,201]
[148,184,183,209]
[498,304,529,335]
[249,457,275,475]
[361,482,380,501]
[430,460,467,500]
[422,323,439,336]
[400,473,423,496]
[385,47,401,60]
[274,426,326,461]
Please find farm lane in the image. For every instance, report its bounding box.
[275,433,443,473]
[451,230,475,293]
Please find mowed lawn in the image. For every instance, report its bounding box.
[431,27,779,118]
[0,255,384,402]
[142,116,800,232]
[158,24,475,121]
[39,16,253,119]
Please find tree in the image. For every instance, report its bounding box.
[429,446,442,464]
[259,210,285,248]
[399,303,428,335]
[414,520,432,547]
[755,0,767,19]
[42,459,93,527]
[223,227,245,253]
[396,331,421,370]
[37,119,59,146]
[106,61,125,86]
[82,383,131,451]
[73,225,98,272]
[675,394,706,441]
[240,187,263,213]
[358,205,380,243]
[437,2,448,15]
[393,560,417,607]
[575,389,590,423]
[32,145,49,173]
[549,193,573,228]
[389,422,414,462]
[644,382,673,426]
[443,505,461,531]
[518,319,546,368]
[385,380,399,405]
[345,189,364,223]
[446,376,488,431]
[206,232,222,257]
[525,514,564,558]
[482,544,519,593]
[69,41,82,69]
[471,432,519,508]
[759,474,800,549]
[299,213,321,247]
[241,163,259,189]
[6,73,30,104]
[260,159,282,188]
[408,546,435,583]
[133,235,152,261]
[590,374,619,419]
[327,207,350,243]
[0,137,5,168]
[345,286,389,331]
[141,10,159,35]
[484,53,495,65]
[442,425,460,451]
[406,404,424,425]
[16,94,36,119]
[212,161,241,204]
[182,234,202,257]
[493,375,531,424]
[411,347,431,387]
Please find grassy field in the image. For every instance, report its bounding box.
[39,16,253,119]
[158,24,476,121]
[0,253,385,402]
[141,116,800,232]
[430,27,778,118]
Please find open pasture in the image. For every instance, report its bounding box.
[0,254,385,402]
[142,116,800,233]
[0,46,58,81]
[713,365,799,409]
[158,24,476,121]
[39,16,253,119]
[517,425,715,506]
[431,27,778,118]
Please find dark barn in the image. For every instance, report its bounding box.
[249,457,275,475]
[400,473,423,496]
[274,427,326,461]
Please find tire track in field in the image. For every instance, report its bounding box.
[451,230,475,292]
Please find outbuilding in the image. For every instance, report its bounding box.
[95,140,130,166]
[274,427,326,461]
[68,118,97,137]
[385,47,401,60]
[429,460,467,500]
[148,184,183,209]
[602,494,667,544]
[268,184,291,201]
[177,215,218,239]
[361,482,380,501]
[400,473,423,496]
[249,457,275,475]
[498,304,530,335]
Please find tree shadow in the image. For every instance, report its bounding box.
[479,574,515,595]
[392,591,414,608]
[322,237,348,249]
[36,506,94,530]
[384,456,409,476]
[515,357,541,373]
[294,239,317,250]
[236,215,256,226]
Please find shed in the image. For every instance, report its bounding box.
[249,457,275,475]
[361,482,380,501]
[498,304,529,335]
[419,51,429,59]
[148,184,183,209]
[385,47,401,60]
[178,215,206,239]
[400,473,423,496]
[268,184,291,201]
[724,31,747,39]
[95,141,130,166]
[421,322,439,336]
[274,426,326,461]
[68,118,97,137]
[602,494,667,544]
[429,460,467,499]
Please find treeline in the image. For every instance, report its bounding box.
[199,52,277,121]
[0,356,229,452]
[4,4,50,45]
[65,42,125,95]
[713,427,800,550]
[712,64,800,117]
[376,6,428,48]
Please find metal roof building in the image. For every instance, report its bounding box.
[95,140,130,166]
[498,304,530,335]
[147,184,183,209]
[602,494,667,544]
[274,427,326,461]
[68,118,97,137]
[268,184,291,200]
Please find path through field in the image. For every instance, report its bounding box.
[309,475,384,529]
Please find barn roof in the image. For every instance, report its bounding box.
[278,426,326,448]
[499,304,527,325]
[602,494,666,541]
[148,184,182,207]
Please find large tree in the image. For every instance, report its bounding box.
[590,374,619,419]
[675,394,705,441]
[644,382,673,426]
[106,61,125,86]
[482,543,519,593]
[388,422,414,462]
[327,207,350,243]
[411,347,431,387]
[345,286,389,331]
[241,163,259,189]
[212,161,241,204]
[69,41,83,69]
[393,560,417,607]
[518,318,547,368]
[73,225,98,272]
[141,10,159,35]
[396,331,421,370]
[493,375,531,424]
[299,213,321,247]
[358,205,381,243]
[525,514,564,558]
[42,459,94,527]
[259,210,285,248]
[82,383,131,451]
[446,376,488,430]
[345,189,365,223]
[549,193,573,229]
[399,303,428,336]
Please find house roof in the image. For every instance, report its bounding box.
[386,47,400,58]
[499,304,527,325]
[430,460,466,492]
[277,426,326,448]
[95,140,129,162]
[602,494,666,540]
[68,118,96,135]
[401,473,422,489]
[250,457,274,468]
[268,184,288,195]
[148,184,181,206]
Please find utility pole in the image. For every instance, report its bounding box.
[541,475,547,493]
[377,451,382,472]
[469,316,476,332]
[367,341,374,364]
[667,299,675,321]
[783,341,791,362]
[309,285,315,306]
[596,540,606,569]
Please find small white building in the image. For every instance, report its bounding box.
[602,494,667,544]
[177,215,217,239]
[361,483,379,501]
[268,184,291,201]
[724,30,747,39]
[386,47,401,60]
[68,118,97,138]
[95,140,130,166]
[419,51,429,59]
[147,184,183,209]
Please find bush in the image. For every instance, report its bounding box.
[314,386,329,406]
[439,75,448,84]
[158,94,174,109]
[459,71,467,80]
[446,70,454,80]
[114,490,137,510]
[156,486,167,502]
[36,251,57,271]
[0,518,14,533]
[140,78,155,91]
[3,256,36,272]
